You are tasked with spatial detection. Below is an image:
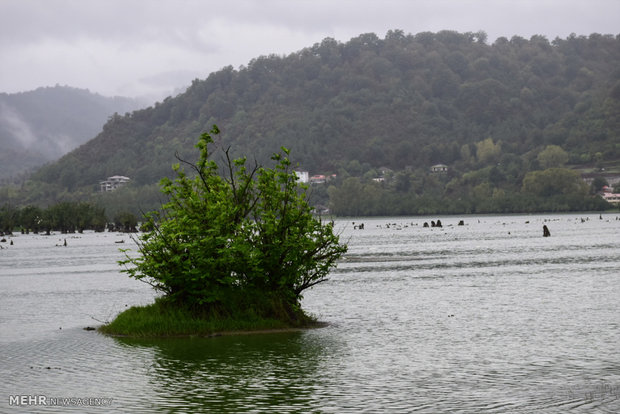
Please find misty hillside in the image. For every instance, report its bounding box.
[6,30,620,214]
[0,85,144,181]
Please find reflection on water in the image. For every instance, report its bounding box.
[1,214,619,412]
[116,332,329,412]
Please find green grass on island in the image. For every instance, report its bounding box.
[98,297,320,338]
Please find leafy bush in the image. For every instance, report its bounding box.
[120,126,347,319]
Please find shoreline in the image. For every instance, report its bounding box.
[96,299,325,339]
[97,321,329,339]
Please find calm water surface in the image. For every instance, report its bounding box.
[1,214,619,413]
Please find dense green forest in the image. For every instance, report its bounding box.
[2,30,619,216]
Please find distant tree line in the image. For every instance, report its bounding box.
[0,202,138,235]
[326,176,610,216]
[325,143,614,215]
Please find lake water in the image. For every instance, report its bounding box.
[1,214,619,413]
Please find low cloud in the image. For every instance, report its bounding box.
[0,102,38,150]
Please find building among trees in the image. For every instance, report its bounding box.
[600,186,620,205]
[100,175,130,192]
[430,164,448,173]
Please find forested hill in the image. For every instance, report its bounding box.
[10,31,620,213]
[0,85,143,182]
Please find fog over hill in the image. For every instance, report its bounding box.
[0,85,144,182]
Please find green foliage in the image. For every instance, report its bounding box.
[537,145,569,169]
[113,211,138,232]
[589,177,609,194]
[522,168,588,197]
[475,138,502,165]
[0,204,18,234]
[120,126,347,315]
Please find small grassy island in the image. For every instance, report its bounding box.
[100,126,347,337]
[98,297,322,337]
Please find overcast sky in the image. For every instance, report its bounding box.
[1,0,618,101]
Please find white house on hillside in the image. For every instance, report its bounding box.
[602,192,620,204]
[600,186,620,205]
[310,174,327,184]
[430,164,448,173]
[100,175,130,192]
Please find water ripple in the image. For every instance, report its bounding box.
[1,216,619,412]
